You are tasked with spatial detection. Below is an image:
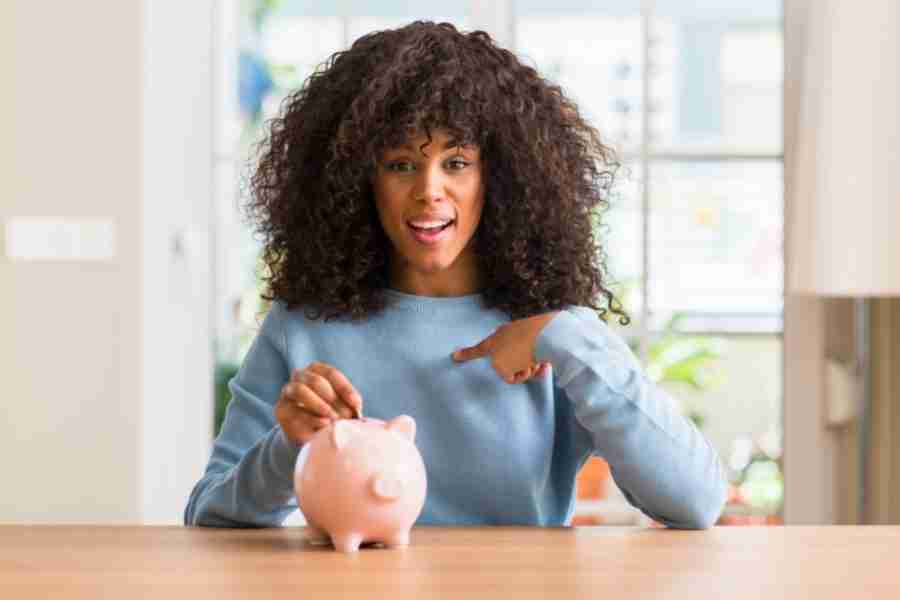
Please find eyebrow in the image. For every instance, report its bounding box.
[399,139,475,152]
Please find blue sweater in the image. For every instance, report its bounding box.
[184,289,728,529]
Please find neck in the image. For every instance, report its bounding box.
[389,254,482,298]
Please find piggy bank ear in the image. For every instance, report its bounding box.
[331,420,358,450]
[386,415,416,442]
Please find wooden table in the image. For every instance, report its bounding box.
[1,525,898,598]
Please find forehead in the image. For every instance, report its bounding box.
[387,128,479,153]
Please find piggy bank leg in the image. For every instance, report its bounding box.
[303,523,331,546]
[383,530,410,549]
[331,532,364,553]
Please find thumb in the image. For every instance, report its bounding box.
[453,337,492,362]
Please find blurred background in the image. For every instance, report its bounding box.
[2,0,897,529]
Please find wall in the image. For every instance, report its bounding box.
[0,1,142,523]
[785,0,900,526]
[782,0,838,524]
[0,0,213,524]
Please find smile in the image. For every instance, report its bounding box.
[407,220,455,244]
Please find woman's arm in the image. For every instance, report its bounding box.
[184,302,301,527]
[536,308,729,529]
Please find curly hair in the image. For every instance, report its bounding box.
[245,20,631,325]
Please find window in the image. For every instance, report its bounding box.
[215,0,785,526]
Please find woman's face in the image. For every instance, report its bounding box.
[372,128,485,296]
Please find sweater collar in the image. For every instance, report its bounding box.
[382,287,487,317]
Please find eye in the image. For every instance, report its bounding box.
[385,161,415,173]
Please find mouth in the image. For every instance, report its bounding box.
[407,219,455,244]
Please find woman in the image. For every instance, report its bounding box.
[184,21,727,529]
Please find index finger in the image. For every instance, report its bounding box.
[452,336,493,362]
[305,362,363,417]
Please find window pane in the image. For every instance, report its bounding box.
[238,14,345,162]
[649,0,783,154]
[647,160,783,330]
[654,332,783,522]
[251,5,469,156]
[514,3,644,154]
[214,158,263,364]
[259,16,344,92]
[600,160,645,334]
[339,0,467,19]
[347,16,469,44]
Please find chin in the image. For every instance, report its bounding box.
[415,257,454,273]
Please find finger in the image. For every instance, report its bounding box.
[304,413,334,432]
[512,365,537,384]
[288,382,340,419]
[289,414,333,446]
[306,362,363,418]
[498,363,518,384]
[535,362,550,378]
[275,399,333,446]
[298,369,357,420]
[453,336,493,362]
[298,371,348,417]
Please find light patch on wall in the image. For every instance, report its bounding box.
[4,217,116,262]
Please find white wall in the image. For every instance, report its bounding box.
[782,0,835,524]
[0,0,213,524]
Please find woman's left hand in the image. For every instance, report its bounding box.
[452,311,560,384]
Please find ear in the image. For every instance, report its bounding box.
[331,420,357,450]
[386,415,416,442]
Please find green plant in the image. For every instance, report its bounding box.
[630,312,727,429]
[737,456,784,515]
[214,362,241,436]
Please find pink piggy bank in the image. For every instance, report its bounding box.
[294,415,427,553]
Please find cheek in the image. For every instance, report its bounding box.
[460,193,485,234]
[373,188,403,230]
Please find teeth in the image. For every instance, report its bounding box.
[409,220,451,228]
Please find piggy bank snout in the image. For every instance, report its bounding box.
[371,473,404,500]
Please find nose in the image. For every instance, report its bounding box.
[414,162,446,203]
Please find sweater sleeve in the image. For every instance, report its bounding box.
[184,301,301,527]
[535,307,729,529]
